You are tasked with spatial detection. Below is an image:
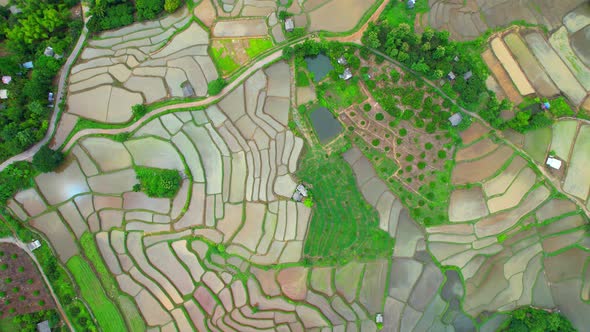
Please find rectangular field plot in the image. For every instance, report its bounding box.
[524,32,587,105]
[503,33,559,97]
[549,27,590,90]
[564,125,590,201]
[490,37,535,96]
[481,49,522,104]
[550,120,578,160]
[67,256,127,332]
[523,127,551,163]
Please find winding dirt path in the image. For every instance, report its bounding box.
[0,236,74,331]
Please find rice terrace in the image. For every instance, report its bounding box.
[0,0,590,331]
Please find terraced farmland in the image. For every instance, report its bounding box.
[432,120,590,329]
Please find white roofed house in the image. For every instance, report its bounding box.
[43,46,55,57]
[337,56,348,65]
[407,0,415,9]
[0,89,8,100]
[339,68,353,80]
[285,17,294,32]
[448,113,462,126]
[546,156,562,170]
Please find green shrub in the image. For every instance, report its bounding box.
[417,162,426,169]
[364,103,372,112]
[207,78,227,95]
[437,150,447,158]
[136,0,164,20]
[375,113,384,121]
[135,166,182,198]
[405,155,414,162]
[32,145,63,173]
[296,70,310,87]
[132,104,147,120]
[372,139,380,146]
[399,128,407,136]
[0,264,6,271]
[164,0,182,13]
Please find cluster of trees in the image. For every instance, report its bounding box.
[87,0,183,32]
[134,166,182,198]
[501,307,575,332]
[10,309,60,332]
[363,23,488,105]
[0,1,82,163]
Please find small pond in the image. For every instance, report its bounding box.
[305,54,333,82]
[310,107,342,144]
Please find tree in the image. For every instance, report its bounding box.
[362,23,381,49]
[282,46,294,59]
[207,78,227,95]
[164,0,182,13]
[132,104,147,120]
[136,0,164,20]
[32,145,64,173]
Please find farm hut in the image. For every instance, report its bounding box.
[181,82,195,97]
[44,46,55,57]
[2,76,11,84]
[376,313,384,324]
[453,56,459,62]
[541,101,551,110]
[463,71,473,80]
[292,184,309,202]
[9,5,22,14]
[48,92,54,103]
[27,240,42,251]
[285,18,295,32]
[22,61,34,69]
[447,71,456,80]
[449,113,463,126]
[337,56,348,65]
[546,157,562,170]
[339,68,353,80]
[0,89,8,100]
[37,320,50,332]
[407,0,415,9]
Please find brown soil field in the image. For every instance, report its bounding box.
[503,33,559,97]
[0,244,54,318]
[449,188,489,222]
[455,138,499,162]
[481,49,523,105]
[194,0,217,27]
[490,37,535,96]
[308,0,376,32]
[212,19,268,37]
[452,146,513,185]
[460,122,490,145]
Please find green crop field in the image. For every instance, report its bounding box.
[245,38,273,59]
[67,256,127,332]
[298,147,394,265]
[210,46,240,75]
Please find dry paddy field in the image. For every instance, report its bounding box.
[503,33,559,97]
[490,37,535,96]
[524,32,587,106]
[307,0,377,32]
[481,49,523,105]
[563,124,590,203]
[65,8,217,124]
[428,123,590,330]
